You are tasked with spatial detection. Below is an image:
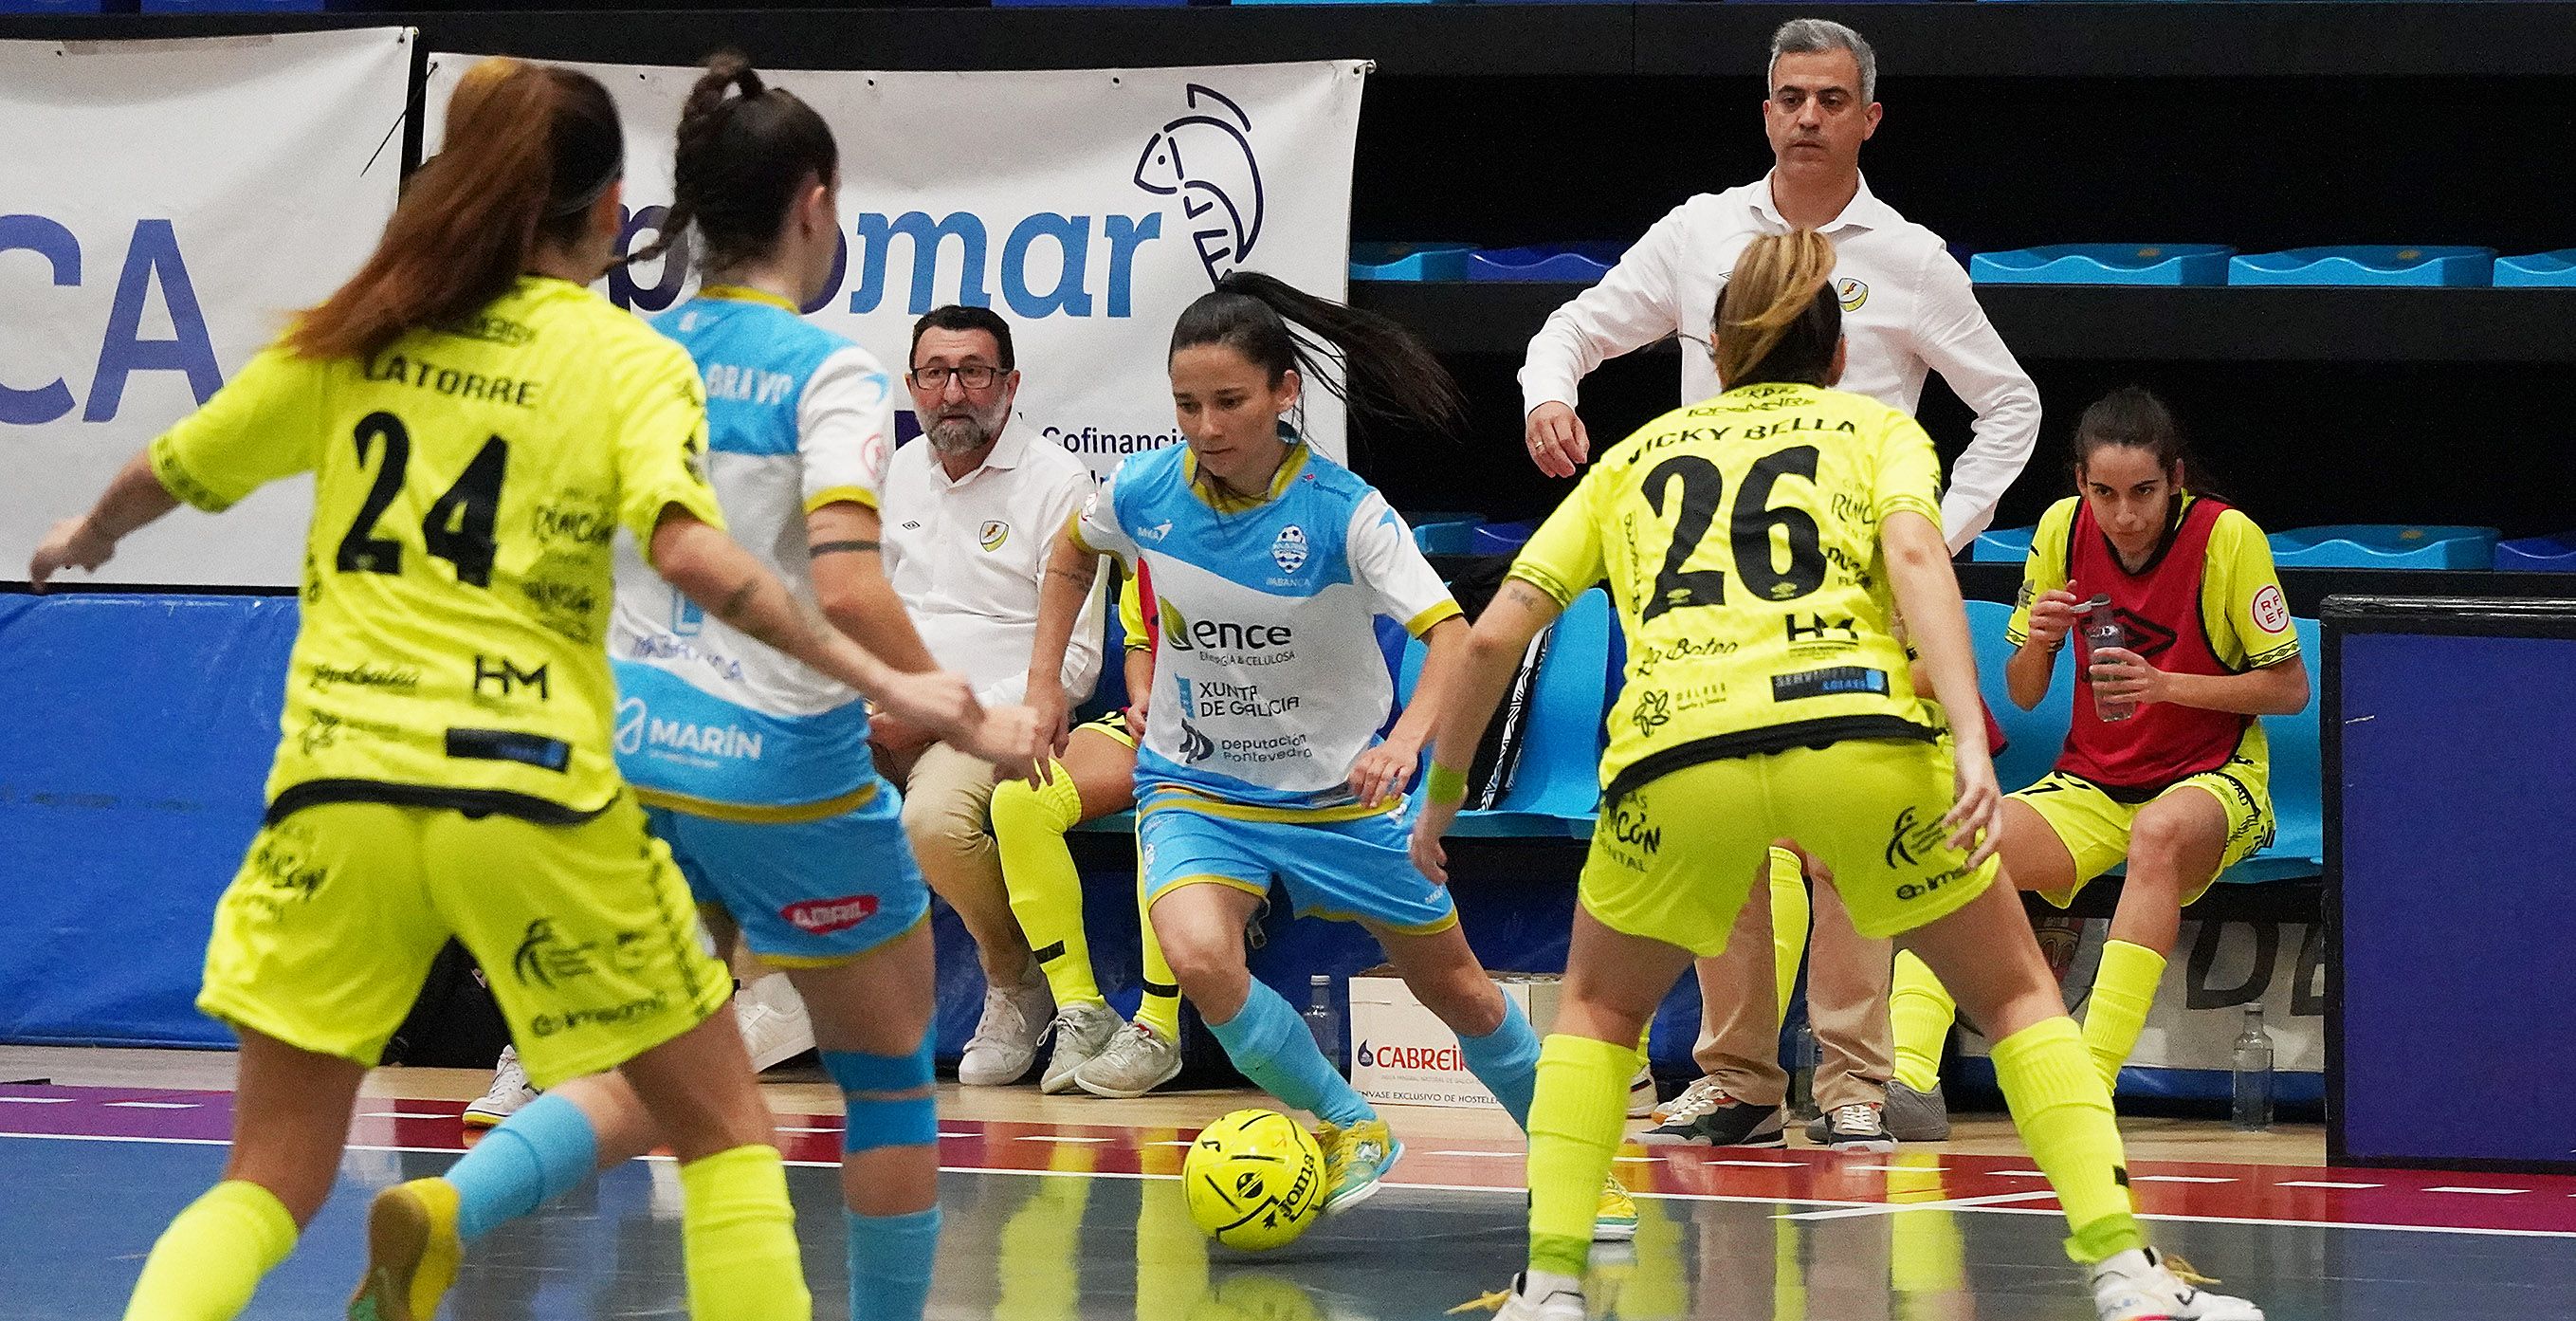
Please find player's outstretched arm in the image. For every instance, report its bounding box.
[1882,509,2001,867]
[1409,580,1562,883]
[1019,527,1106,779]
[651,505,1036,767]
[27,450,183,590]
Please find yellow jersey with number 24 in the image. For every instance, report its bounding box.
[148,276,725,825]
[1509,381,1947,805]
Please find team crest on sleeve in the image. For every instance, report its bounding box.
[1270,524,1308,573]
[979,520,1012,552]
[2252,584,2291,633]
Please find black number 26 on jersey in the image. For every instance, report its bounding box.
[1640,445,1829,621]
[336,412,510,588]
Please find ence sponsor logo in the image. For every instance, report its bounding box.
[1160,599,1294,655]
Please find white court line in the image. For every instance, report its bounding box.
[2425,1186,2530,1196]
[1987,1169,2048,1177]
[359,1112,453,1120]
[9,1130,2573,1241]
[1014,1135,1111,1144]
[1708,1159,1804,1168]
[934,1131,977,1139]
[1612,1156,1666,1164]
[1852,1165,1947,1173]
[104,1102,197,1110]
[2132,1175,2237,1184]
[1780,1190,2060,1221]
[2278,1181,2383,1190]
[0,1097,75,1104]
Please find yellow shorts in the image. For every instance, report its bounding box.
[2012,755,2274,909]
[1073,710,1139,751]
[1580,738,1999,954]
[198,795,731,1090]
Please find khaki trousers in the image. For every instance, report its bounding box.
[891,740,1028,981]
[1692,875,1894,1111]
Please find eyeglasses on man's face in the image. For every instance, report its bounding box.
[908,363,1005,391]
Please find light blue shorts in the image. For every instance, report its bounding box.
[1135,790,1458,935]
[643,780,929,965]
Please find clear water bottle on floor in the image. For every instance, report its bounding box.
[1306,974,1344,1074]
[2231,1003,2275,1131]
[1790,1021,1821,1123]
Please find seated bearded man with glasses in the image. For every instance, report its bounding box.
[875,306,1117,1087]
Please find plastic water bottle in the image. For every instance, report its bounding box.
[1789,1021,1821,1123]
[2079,595,2137,723]
[2231,1003,2275,1131]
[1306,974,1343,1074]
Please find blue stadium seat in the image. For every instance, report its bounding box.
[2269,523,2498,570]
[1965,598,2071,793]
[1413,517,1481,555]
[1470,519,1541,556]
[2496,533,2576,571]
[1972,525,2036,564]
[2221,616,2324,883]
[1414,588,1612,837]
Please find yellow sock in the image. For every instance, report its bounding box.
[678,1145,813,1321]
[1888,1153,1966,1295]
[1767,848,1809,1029]
[995,771,1105,1012]
[1890,951,1958,1093]
[1989,1017,2146,1264]
[122,1180,297,1321]
[1133,841,1182,1041]
[2083,940,2167,1094]
[1526,1034,1635,1278]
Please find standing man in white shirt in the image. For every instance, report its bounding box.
[877,305,1107,1086]
[1520,18,2040,1149]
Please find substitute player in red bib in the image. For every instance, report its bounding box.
[1888,387,2310,1112]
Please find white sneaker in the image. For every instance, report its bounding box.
[958,965,1052,1087]
[463,1046,537,1128]
[733,973,815,1073]
[1649,1073,1724,1126]
[2092,1247,2266,1321]
[1626,1063,1656,1119]
[1473,1273,1585,1321]
[1072,1021,1185,1098]
[1040,1000,1124,1094]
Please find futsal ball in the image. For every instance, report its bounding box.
[1183,1108,1326,1251]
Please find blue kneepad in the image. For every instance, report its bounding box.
[822,1037,937,1153]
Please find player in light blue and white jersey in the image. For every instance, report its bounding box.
[383,59,1038,1321]
[1020,273,1627,1237]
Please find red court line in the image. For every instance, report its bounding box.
[7,1084,2573,1236]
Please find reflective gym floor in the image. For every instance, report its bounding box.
[5,1047,2571,1320]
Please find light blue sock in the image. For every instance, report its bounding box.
[848,1205,941,1321]
[447,1092,599,1242]
[1207,980,1377,1128]
[1456,995,1541,1130]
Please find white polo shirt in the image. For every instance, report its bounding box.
[882,420,1105,707]
[1519,172,2039,547]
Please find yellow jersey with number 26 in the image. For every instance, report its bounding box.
[1508,381,1947,806]
[148,276,725,825]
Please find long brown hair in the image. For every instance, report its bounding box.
[1170,270,1466,445]
[287,58,623,360]
[1711,229,1842,389]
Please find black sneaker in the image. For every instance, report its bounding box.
[1817,1102,1897,1153]
[1635,1089,1786,1147]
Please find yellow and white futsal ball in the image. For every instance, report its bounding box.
[1182,1108,1326,1251]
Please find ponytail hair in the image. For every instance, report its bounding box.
[288,58,621,361]
[631,51,838,275]
[1710,229,1842,389]
[1168,270,1465,445]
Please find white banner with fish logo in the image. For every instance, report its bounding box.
[427,57,1367,479]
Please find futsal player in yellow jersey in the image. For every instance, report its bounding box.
[1416,230,2263,1321]
[29,59,1029,1321]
